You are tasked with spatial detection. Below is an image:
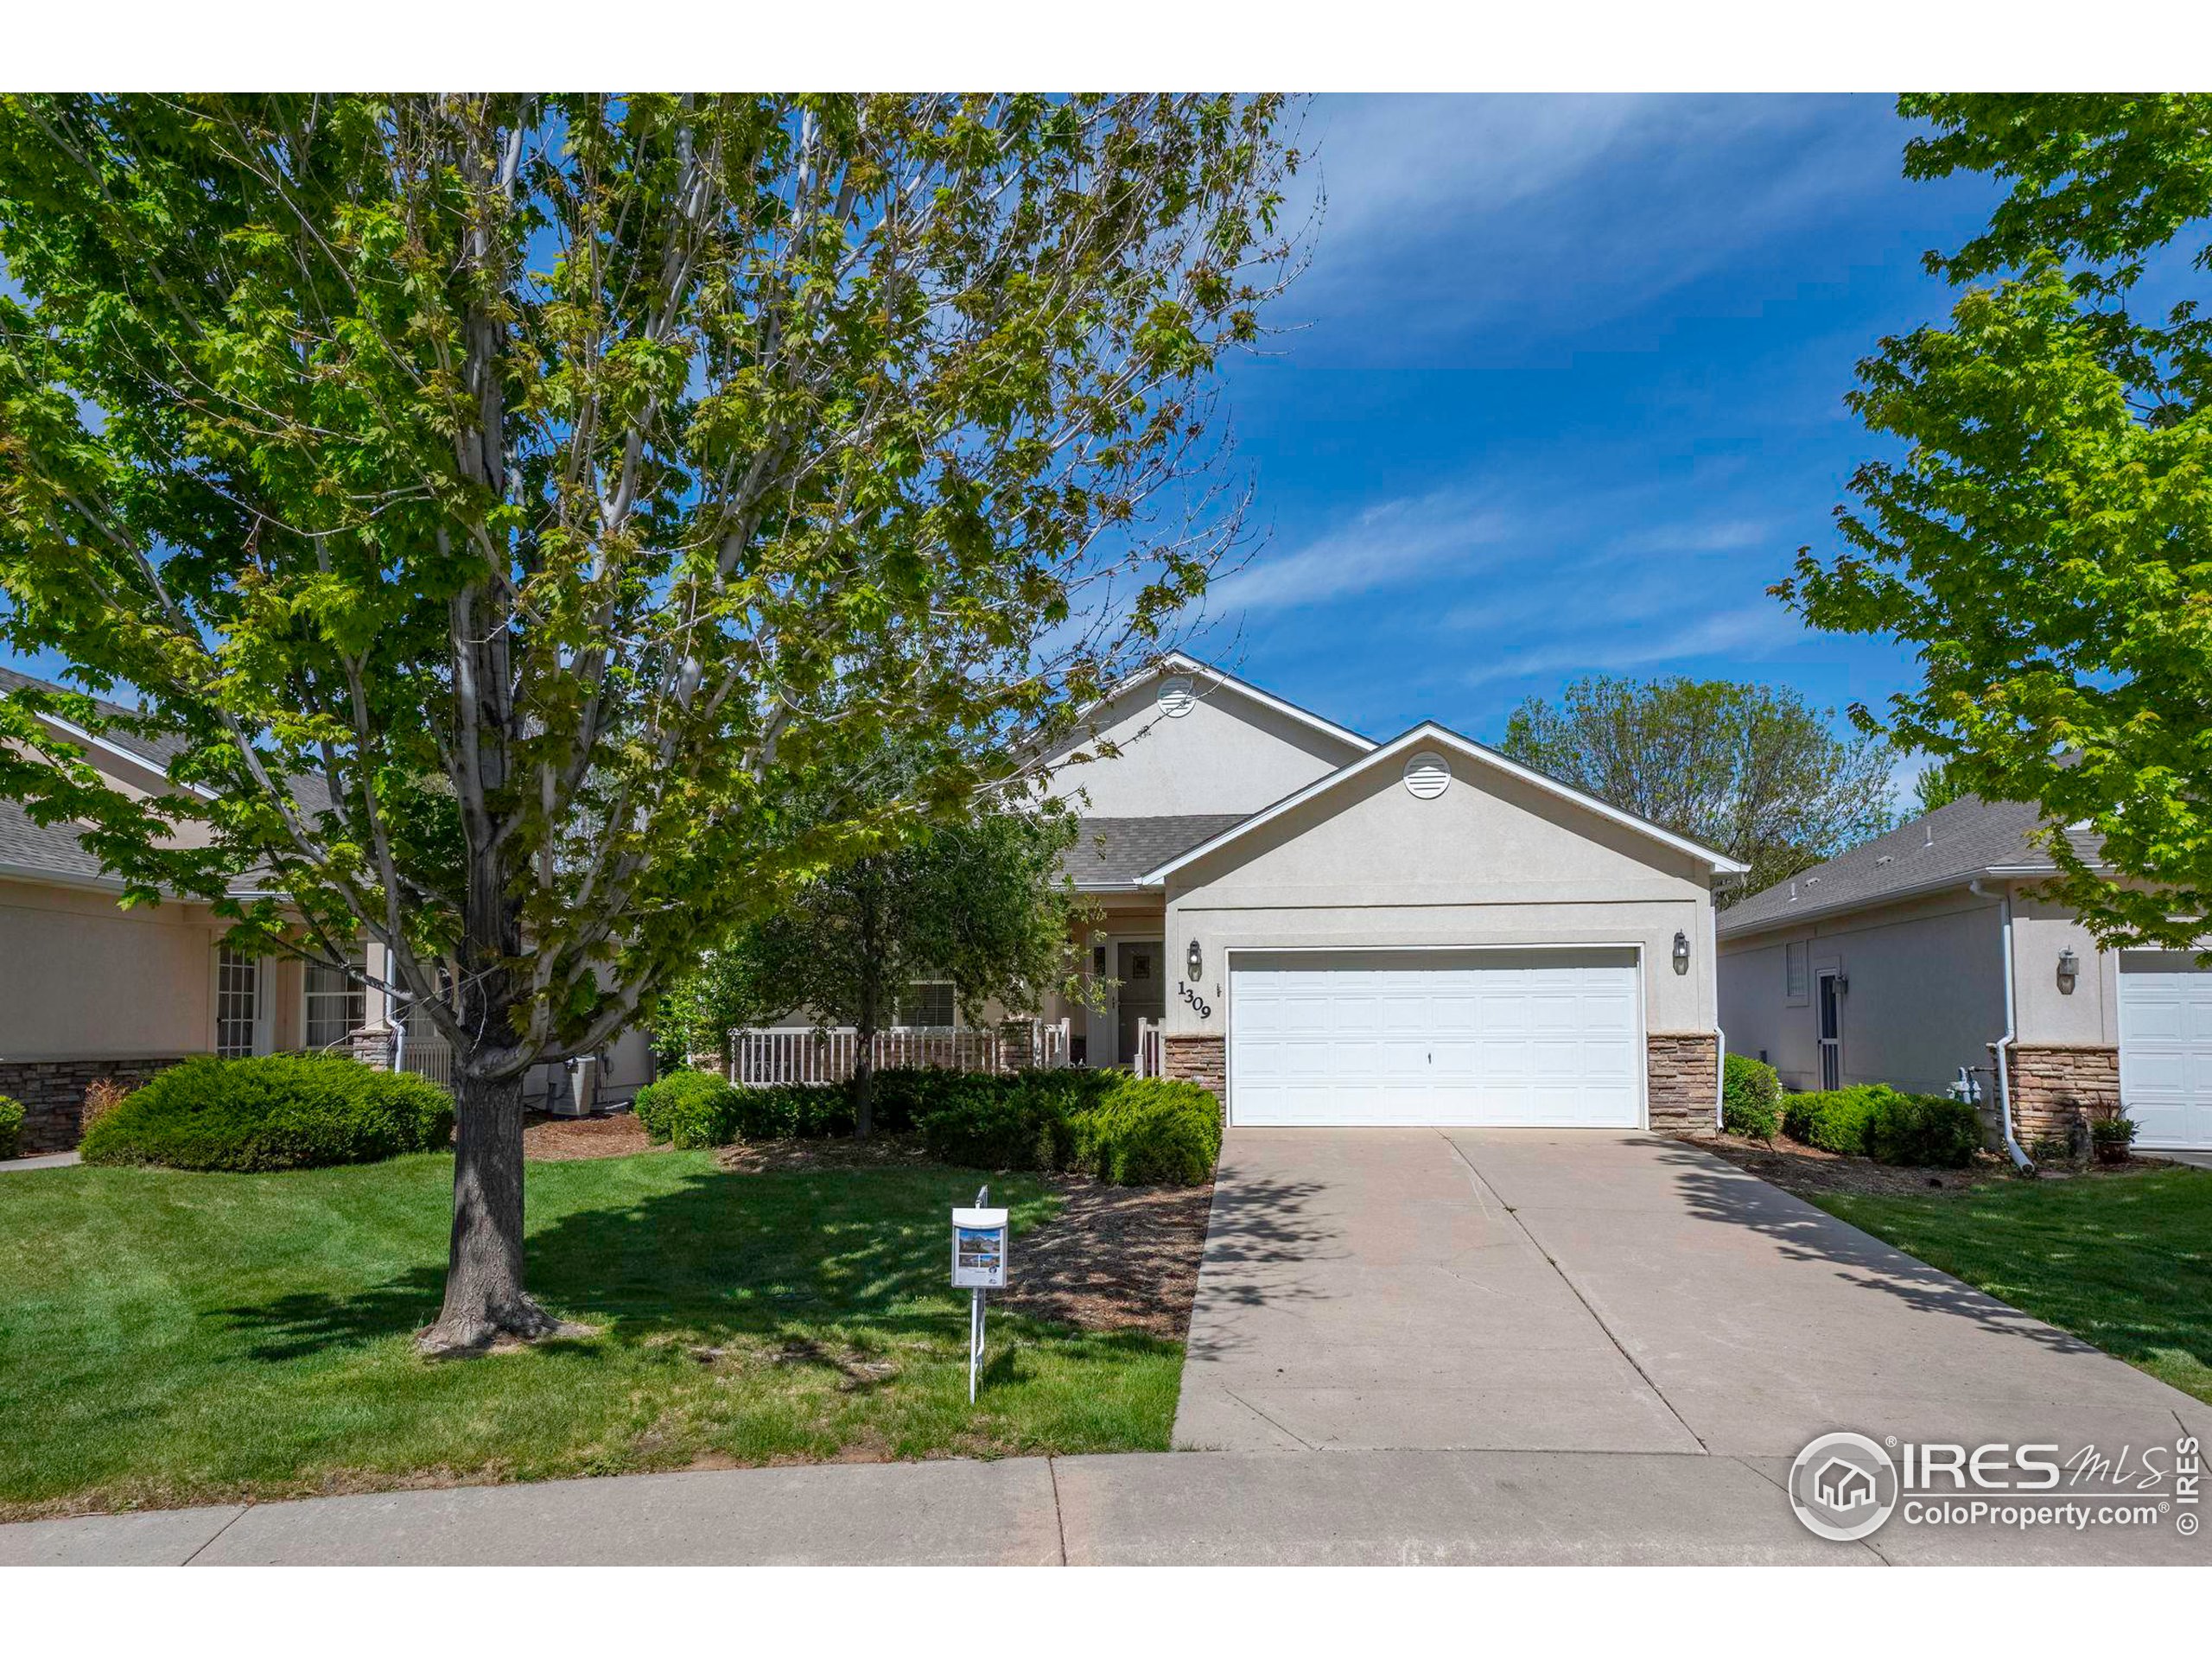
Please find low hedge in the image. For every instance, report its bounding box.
[78,1054,454,1172]
[0,1094,22,1160]
[1720,1052,1781,1140]
[637,1064,1219,1185]
[1781,1084,1983,1168]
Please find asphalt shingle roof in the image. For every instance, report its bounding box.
[0,664,192,775]
[1719,794,2103,938]
[1060,815,1249,888]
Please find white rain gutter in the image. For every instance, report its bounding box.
[1970,878,2034,1171]
[1715,1027,1726,1130]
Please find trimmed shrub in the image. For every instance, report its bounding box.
[633,1068,746,1148]
[78,1054,454,1172]
[733,1081,855,1141]
[1861,1090,1985,1168]
[1782,1084,1983,1167]
[916,1076,1079,1173]
[1720,1052,1782,1140]
[1069,1077,1222,1185]
[1781,1084,1888,1154]
[0,1094,22,1160]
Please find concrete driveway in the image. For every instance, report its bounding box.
[1174,1129,2209,1459]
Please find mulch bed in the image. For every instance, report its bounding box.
[1675,1129,2176,1199]
[995,1174,1213,1342]
[522,1111,665,1162]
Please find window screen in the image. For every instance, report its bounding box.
[1785,941,1809,1003]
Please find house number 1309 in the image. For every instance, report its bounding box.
[1178,982,1212,1019]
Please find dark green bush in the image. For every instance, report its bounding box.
[1069,1076,1223,1185]
[1781,1084,1889,1154]
[1720,1052,1781,1140]
[1781,1083,1983,1167]
[732,1081,855,1141]
[915,1075,1079,1173]
[0,1094,22,1160]
[78,1054,454,1172]
[1861,1090,1985,1168]
[633,1068,745,1148]
[636,1062,1219,1186]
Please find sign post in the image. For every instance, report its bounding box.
[951,1185,1009,1403]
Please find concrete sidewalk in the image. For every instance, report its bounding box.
[4,1446,2203,1566]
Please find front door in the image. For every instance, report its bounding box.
[1817,971,1843,1090]
[1116,940,1164,1067]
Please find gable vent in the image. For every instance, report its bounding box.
[1156,676,1196,718]
[1402,751,1452,799]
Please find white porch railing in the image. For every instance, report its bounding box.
[1032,1016,1072,1071]
[399,1036,454,1089]
[1135,1016,1162,1079]
[730,1020,1075,1086]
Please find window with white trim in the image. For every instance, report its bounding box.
[1784,941,1809,1006]
[897,980,957,1027]
[216,946,262,1058]
[304,953,368,1051]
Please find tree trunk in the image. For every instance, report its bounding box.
[854,973,878,1141]
[416,1067,557,1356]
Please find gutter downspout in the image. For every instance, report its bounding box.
[1715,1027,1726,1130]
[1971,879,2035,1171]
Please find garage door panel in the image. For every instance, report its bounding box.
[1229,950,1642,1128]
[2120,958,2212,1149]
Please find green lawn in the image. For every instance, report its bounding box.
[1812,1166,2212,1406]
[0,1151,1181,1519]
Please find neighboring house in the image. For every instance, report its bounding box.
[1717,791,2211,1153]
[1019,655,1745,1129]
[0,667,650,1156]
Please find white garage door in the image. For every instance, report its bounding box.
[1229,949,1642,1128]
[2119,952,2212,1149]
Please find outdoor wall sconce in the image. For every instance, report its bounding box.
[2057,947,2080,994]
[1186,939,1204,981]
[1672,931,1690,974]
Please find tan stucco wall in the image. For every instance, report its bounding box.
[1159,756,1716,1039]
[0,877,222,1059]
[1040,672,1364,817]
[2008,891,2120,1047]
[1719,888,2006,1095]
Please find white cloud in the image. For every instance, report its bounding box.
[1461,601,1790,686]
[1206,489,1516,616]
[1612,518,1772,555]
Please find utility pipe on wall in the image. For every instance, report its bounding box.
[1715,1027,1726,1130]
[1970,879,2035,1171]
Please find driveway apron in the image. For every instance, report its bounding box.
[1173,1129,2204,1459]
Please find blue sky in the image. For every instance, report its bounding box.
[1186,93,2005,785]
[3,95,2000,798]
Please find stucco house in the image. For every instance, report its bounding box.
[1014,654,1744,1129]
[0,666,649,1156]
[1717,791,2211,1154]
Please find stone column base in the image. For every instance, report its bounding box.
[0,1057,185,1155]
[997,1020,1036,1073]
[2001,1043,2121,1139]
[1163,1034,1226,1113]
[349,1021,398,1072]
[1647,1032,1719,1133]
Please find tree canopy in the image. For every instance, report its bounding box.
[0,93,1296,1348]
[1497,676,1897,903]
[673,805,1087,1134]
[1780,93,2212,950]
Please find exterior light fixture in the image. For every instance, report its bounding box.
[2057,947,2080,993]
[1186,939,1204,981]
[1672,931,1690,974]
